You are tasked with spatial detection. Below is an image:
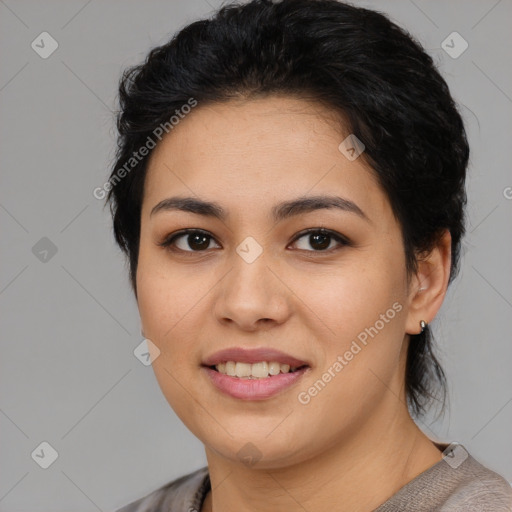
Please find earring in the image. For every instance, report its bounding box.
[419,320,427,333]
[418,286,427,292]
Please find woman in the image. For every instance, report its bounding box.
[106,0,512,510]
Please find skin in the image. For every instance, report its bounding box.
[136,96,452,512]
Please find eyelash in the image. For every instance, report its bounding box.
[158,228,351,255]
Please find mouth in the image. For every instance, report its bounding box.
[201,347,311,399]
[205,361,310,379]
[202,347,310,371]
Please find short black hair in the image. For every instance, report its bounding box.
[105,0,469,417]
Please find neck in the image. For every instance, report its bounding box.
[201,401,443,512]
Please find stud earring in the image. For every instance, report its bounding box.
[418,286,427,292]
[419,320,427,333]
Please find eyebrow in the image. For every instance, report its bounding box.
[150,194,369,223]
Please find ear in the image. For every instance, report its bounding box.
[405,230,452,335]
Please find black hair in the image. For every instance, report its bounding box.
[105,0,469,417]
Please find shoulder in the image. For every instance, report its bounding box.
[439,454,512,511]
[113,466,210,512]
[375,444,512,512]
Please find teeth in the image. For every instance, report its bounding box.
[235,362,251,378]
[269,362,281,375]
[214,361,301,378]
[225,361,236,376]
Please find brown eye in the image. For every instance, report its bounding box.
[290,228,350,252]
[159,229,220,253]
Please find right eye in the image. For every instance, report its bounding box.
[158,229,221,253]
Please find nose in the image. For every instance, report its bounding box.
[213,248,292,331]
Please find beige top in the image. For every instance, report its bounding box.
[114,444,512,511]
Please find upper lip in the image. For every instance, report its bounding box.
[202,347,309,367]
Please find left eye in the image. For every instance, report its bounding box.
[290,228,349,252]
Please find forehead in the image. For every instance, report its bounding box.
[142,96,388,221]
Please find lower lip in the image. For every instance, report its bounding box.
[201,366,309,400]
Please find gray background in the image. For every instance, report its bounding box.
[1,0,511,510]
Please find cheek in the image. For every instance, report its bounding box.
[300,253,406,340]
[299,251,408,393]
[136,264,204,425]
[136,251,196,363]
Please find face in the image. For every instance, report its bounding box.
[137,96,415,468]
